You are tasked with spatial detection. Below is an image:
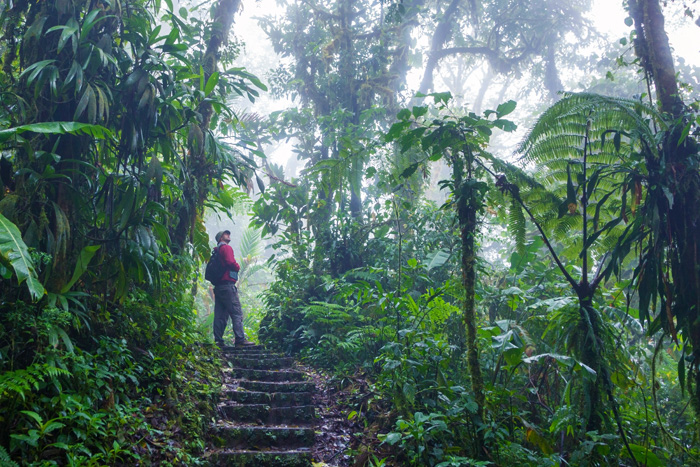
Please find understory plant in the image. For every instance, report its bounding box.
[0,286,222,465]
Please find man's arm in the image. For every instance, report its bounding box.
[219,244,241,272]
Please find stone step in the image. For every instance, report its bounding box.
[224,351,285,359]
[239,380,316,393]
[225,390,313,406]
[220,345,266,353]
[220,403,315,425]
[208,348,317,464]
[227,357,294,370]
[208,449,312,466]
[225,368,306,382]
[211,425,314,450]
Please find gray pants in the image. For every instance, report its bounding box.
[213,283,245,344]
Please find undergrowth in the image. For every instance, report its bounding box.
[0,286,222,465]
[257,225,700,466]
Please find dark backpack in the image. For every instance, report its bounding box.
[204,247,225,285]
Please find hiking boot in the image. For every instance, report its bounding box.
[235,339,256,347]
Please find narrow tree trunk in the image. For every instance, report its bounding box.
[460,198,485,419]
[578,298,604,432]
[311,144,334,277]
[455,157,486,455]
[544,43,563,102]
[173,0,241,252]
[578,126,604,433]
[200,0,242,131]
[418,0,462,95]
[473,66,493,115]
[336,0,363,220]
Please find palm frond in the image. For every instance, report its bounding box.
[240,226,264,259]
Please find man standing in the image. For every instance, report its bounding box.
[213,230,255,348]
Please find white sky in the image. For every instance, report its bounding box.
[590,0,699,65]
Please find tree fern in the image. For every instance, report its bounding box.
[506,92,671,440]
[515,92,660,257]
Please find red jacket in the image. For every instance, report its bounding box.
[215,243,240,283]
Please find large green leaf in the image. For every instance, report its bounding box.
[0,213,45,300]
[524,352,597,381]
[496,99,517,118]
[626,444,664,467]
[60,245,101,294]
[203,71,219,95]
[0,122,114,144]
[426,249,451,270]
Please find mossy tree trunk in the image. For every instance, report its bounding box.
[453,151,486,455]
[629,0,700,426]
[173,0,242,252]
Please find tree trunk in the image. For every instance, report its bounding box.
[631,0,683,116]
[455,156,486,455]
[473,66,494,115]
[173,0,241,252]
[544,43,563,102]
[578,299,605,433]
[311,146,334,277]
[418,0,462,95]
[630,0,700,427]
[200,0,242,131]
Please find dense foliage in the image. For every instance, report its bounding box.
[1,0,699,465]
[255,92,700,465]
[250,0,700,466]
[0,0,262,463]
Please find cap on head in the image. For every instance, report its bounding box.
[215,230,231,243]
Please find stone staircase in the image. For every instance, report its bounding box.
[207,345,315,466]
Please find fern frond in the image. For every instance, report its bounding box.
[519,92,660,163]
[0,445,18,467]
[508,197,526,256]
[52,201,70,260]
[302,151,359,196]
[0,363,71,402]
[551,213,580,238]
[241,262,268,281]
[514,92,662,254]
[343,268,382,282]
